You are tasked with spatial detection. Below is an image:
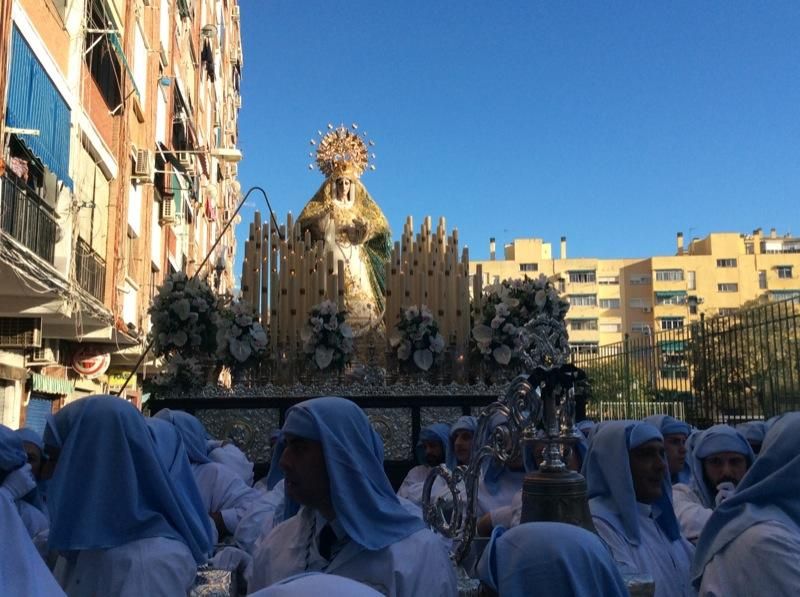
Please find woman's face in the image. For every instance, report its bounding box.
[334,177,352,201]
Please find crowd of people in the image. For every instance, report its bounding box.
[1,394,798,596]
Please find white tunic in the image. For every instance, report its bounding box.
[698,519,800,597]
[234,479,287,554]
[396,465,448,507]
[54,536,196,597]
[249,506,458,597]
[476,470,525,517]
[489,490,523,529]
[192,461,265,534]
[672,483,713,543]
[593,503,694,597]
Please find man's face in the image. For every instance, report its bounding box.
[22,443,43,480]
[280,434,331,512]
[663,433,688,476]
[452,430,474,465]
[702,451,748,491]
[629,440,666,504]
[422,439,444,467]
[334,177,351,201]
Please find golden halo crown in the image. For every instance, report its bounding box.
[308,123,376,179]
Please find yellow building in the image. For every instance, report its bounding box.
[471,228,800,354]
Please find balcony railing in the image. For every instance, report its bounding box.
[0,174,57,264]
[75,237,106,302]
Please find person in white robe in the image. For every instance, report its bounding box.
[672,425,753,543]
[397,423,450,506]
[645,415,692,484]
[155,408,268,543]
[476,413,525,518]
[583,420,695,597]
[692,412,800,596]
[1,425,49,552]
[447,415,477,468]
[248,572,382,596]
[45,396,212,597]
[0,484,64,596]
[476,522,628,597]
[248,396,457,597]
[208,439,255,486]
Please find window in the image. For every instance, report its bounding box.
[631,322,652,334]
[687,271,696,290]
[568,319,598,331]
[557,278,566,293]
[655,269,684,281]
[569,343,599,355]
[717,283,738,293]
[759,270,767,289]
[85,0,123,110]
[716,258,737,268]
[777,266,793,279]
[661,367,689,380]
[519,263,538,272]
[599,298,620,309]
[598,276,620,285]
[599,322,621,333]
[771,290,800,301]
[568,294,597,307]
[718,308,738,316]
[629,275,651,285]
[655,291,687,305]
[568,270,596,284]
[660,317,684,330]
[629,298,649,309]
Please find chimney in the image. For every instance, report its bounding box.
[677,232,684,256]
[560,236,567,260]
[489,237,496,261]
[770,228,777,239]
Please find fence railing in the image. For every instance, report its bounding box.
[74,237,106,301]
[572,296,800,427]
[0,173,57,264]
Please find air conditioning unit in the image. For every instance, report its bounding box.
[132,148,154,181]
[160,199,175,224]
[0,317,42,348]
[177,151,193,169]
[643,307,653,313]
[26,339,61,365]
[231,5,240,21]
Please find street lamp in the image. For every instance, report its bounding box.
[114,186,283,396]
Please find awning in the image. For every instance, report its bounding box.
[6,26,73,189]
[655,291,687,299]
[659,340,686,354]
[29,372,74,395]
[109,32,140,99]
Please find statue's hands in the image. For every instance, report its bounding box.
[348,218,368,243]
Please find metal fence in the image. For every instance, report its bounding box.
[572,296,800,427]
[75,237,106,301]
[0,173,57,264]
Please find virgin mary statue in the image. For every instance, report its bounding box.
[298,125,391,337]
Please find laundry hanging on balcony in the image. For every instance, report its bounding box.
[6,26,73,190]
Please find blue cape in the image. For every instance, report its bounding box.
[154,408,211,464]
[416,423,451,466]
[282,397,425,551]
[47,396,212,563]
[447,415,477,469]
[687,425,753,509]
[477,522,628,596]
[692,412,800,588]
[15,427,45,454]
[735,421,767,448]
[0,424,27,472]
[583,420,681,544]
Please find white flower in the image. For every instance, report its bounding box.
[429,333,445,353]
[389,328,405,348]
[315,346,334,369]
[502,323,517,335]
[472,324,493,344]
[397,340,412,361]
[229,337,252,363]
[420,305,434,321]
[493,344,512,365]
[170,330,188,347]
[230,324,242,338]
[535,289,547,308]
[405,305,420,320]
[310,316,323,332]
[235,313,253,327]
[413,348,434,371]
[172,298,191,321]
[319,300,337,316]
[491,315,505,329]
[495,303,511,317]
[479,342,493,355]
[339,323,353,339]
[250,324,268,346]
[300,325,314,343]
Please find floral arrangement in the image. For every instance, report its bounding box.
[389,305,446,371]
[149,353,205,389]
[301,300,354,371]
[148,272,221,358]
[214,300,269,369]
[472,274,570,369]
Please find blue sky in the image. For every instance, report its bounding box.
[233,1,799,285]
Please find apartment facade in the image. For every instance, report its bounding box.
[0,0,243,429]
[471,228,800,355]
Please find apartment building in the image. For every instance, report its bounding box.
[471,228,800,355]
[0,0,243,429]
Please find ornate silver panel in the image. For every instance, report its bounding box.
[365,407,412,460]
[196,408,280,463]
[421,407,464,430]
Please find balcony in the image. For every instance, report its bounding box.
[0,174,57,264]
[75,237,106,302]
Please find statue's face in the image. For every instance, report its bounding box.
[333,177,352,201]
